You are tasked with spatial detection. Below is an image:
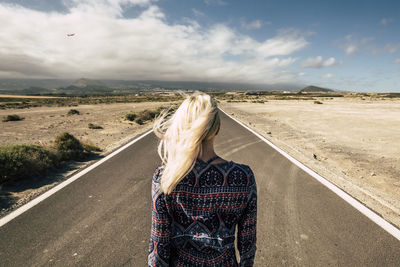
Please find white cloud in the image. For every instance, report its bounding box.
[380,18,393,26]
[393,58,400,64]
[241,19,263,30]
[361,37,375,45]
[345,34,352,41]
[192,8,204,17]
[0,1,309,83]
[64,0,155,16]
[301,56,336,68]
[345,45,357,55]
[384,43,400,53]
[338,35,374,55]
[321,73,334,79]
[256,30,309,57]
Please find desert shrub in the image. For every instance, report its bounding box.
[2,114,24,122]
[125,106,175,125]
[0,144,58,184]
[125,113,137,121]
[137,109,157,121]
[135,118,144,125]
[88,123,103,129]
[67,109,80,115]
[0,134,101,184]
[314,101,323,104]
[130,108,163,125]
[83,143,102,153]
[54,132,85,161]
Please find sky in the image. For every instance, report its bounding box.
[0,0,399,92]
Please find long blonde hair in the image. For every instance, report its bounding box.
[153,91,221,194]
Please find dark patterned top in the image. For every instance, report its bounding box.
[148,156,257,267]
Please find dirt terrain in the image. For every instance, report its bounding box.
[0,94,62,99]
[0,101,176,217]
[220,97,400,228]
[0,102,175,151]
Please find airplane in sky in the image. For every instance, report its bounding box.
[67,33,75,37]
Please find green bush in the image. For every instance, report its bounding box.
[0,145,58,183]
[0,134,102,185]
[125,113,137,121]
[2,114,24,122]
[125,108,162,125]
[88,123,103,129]
[54,132,85,160]
[135,118,144,125]
[67,109,80,115]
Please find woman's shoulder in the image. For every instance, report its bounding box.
[228,161,256,186]
[230,161,254,175]
[153,161,255,185]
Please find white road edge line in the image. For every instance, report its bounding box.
[0,129,154,228]
[219,107,400,242]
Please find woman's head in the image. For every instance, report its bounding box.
[153,91,220,193]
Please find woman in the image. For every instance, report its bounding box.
[148,91,257,266]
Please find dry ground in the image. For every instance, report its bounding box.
[0,102,175,151]
[0,94,62,99]
[220,97,400,228]
[0,101,176,217]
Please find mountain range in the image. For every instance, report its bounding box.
[0,78,338,95]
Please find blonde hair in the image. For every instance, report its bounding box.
[153,91,220,194]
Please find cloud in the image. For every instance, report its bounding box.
[367,41,400,55]
[301,56,336,68]
[380,18,393,26]
[393,58,400,64]
[64,0,155,16]
[0,53,56,77]
[256,29,309,57]
[321,73,334,79]
[204,0,226,6]
[361,37,375,45]
[384,43,400,53]
[337,35,375,55]
[345,45,357,55]
[337,35,358,55]
[0,1,309,83]
[192,8,204,17]
[241,19,263,30]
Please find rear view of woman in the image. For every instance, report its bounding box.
[148,92,257,266]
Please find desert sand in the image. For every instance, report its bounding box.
[0,102,175,151]
[220,97,400,228]
[0,101,176,216]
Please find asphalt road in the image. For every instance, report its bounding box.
[0,110,399,266]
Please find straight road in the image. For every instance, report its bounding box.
[0,110,399,266]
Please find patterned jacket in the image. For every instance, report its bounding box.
[148,157,257,266]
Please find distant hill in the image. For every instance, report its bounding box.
[0,79,73,91]
[71,78,107,88]
[299,85,335,93]
[0,78,305,95]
